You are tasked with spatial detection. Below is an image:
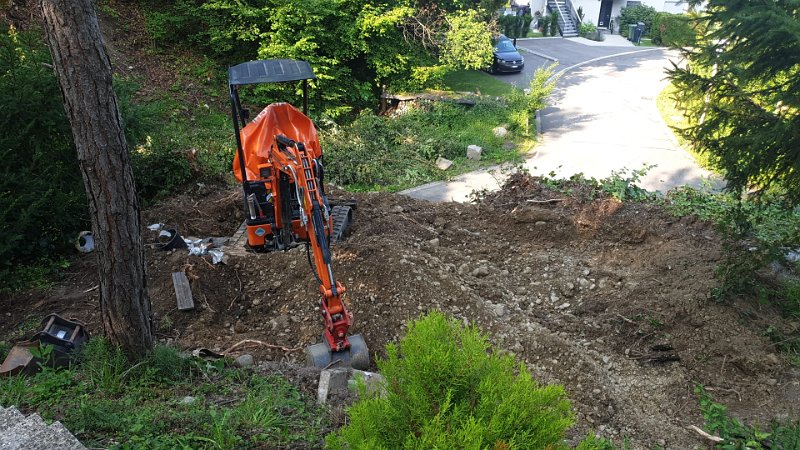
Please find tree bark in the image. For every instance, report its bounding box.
[40,0,153,358]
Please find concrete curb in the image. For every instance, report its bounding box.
[518,47,559,62]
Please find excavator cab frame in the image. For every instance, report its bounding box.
[227,60,368,370]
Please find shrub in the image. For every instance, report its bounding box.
[0,27,88,282]
[550,10,559,36]
[651,12,695,47]
[540,14,552,36]
[619,4,657,37]
[499,14,526,39]
[327,312,574,449]
[580,22,597,37]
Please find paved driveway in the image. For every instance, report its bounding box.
[401,42,719,203]
[496,37,637,88]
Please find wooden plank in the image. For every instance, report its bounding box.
[172,271,194,311]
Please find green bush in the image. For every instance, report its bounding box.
[327,312,574,449]
[0,27,88,283]
[651,12,695,47]
[540,14,552,36]
[499,14,526,39]
[619,4,657,37]
[580,22,597,37]
[550,10,559,36]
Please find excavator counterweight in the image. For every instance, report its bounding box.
[228,59,368,370]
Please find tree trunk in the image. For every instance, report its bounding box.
[40,0,153,358]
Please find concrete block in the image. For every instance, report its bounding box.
[435,157,453,170]
[466,145,482,160]
[317,368,350,404]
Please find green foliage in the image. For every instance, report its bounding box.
[696,385,800,449]
[619,4,656,37]
[0,340,327,449]
[550,10,559,36]
[664,187,800,362]
[499,14,527,39]
[580,22,597,37]
[323,97,532,191]
[327,312,574,449]
[667,0,800,203]
[525,63,557,113]
[540,14,552,36]
[533,166,655,203]
[0,27,88,279]
[442,11,494,71]
[651,12,695,47]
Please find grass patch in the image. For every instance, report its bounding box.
[656,82,716,171]
[636,38,659,47]
[323,99,534,192]
[0,339,327,449]
[440,69,521,97]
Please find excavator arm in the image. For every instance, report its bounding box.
[269,135,354,352]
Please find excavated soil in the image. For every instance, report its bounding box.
[2,175,800,448]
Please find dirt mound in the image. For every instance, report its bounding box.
[3,175,799,448]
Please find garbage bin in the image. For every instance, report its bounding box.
[627,24,636,41]
[633,22,645,44]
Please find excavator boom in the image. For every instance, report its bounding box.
[228,60,368,369]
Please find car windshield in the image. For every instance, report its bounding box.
[494,40,516,53]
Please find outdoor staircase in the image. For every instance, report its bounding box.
[547,0,579,37]
[0,406,86,450]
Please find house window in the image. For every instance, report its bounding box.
[626,1,641,6]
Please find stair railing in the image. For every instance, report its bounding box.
[564,0,581,30]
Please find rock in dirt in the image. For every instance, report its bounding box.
[425,238,440,248]
[234,354,254,368]
[472,266,489,277]
[391,205,404,213]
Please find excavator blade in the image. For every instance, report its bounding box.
[305,334,369,370]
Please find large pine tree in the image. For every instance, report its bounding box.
[668,0,800,202]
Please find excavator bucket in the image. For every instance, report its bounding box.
[306,334,369,370]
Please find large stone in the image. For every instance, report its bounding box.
[493,126,508,138]
[234,354,254,368]
[466,145,482,160]
[317,368,350,404]
[435,157,453,170]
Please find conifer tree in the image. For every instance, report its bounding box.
[668,0,800,202]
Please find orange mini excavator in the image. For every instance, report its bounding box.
[228,59,368,370]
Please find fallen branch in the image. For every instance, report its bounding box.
[526,198,564,204]
[223,339,302,354]
[82,285,99,294]
[687,425,724,443]
[616,313,636,324]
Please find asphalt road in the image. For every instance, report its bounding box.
[401,40,719,203]
[494,37,637,88]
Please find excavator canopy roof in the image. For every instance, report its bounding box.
[228,59,316,86]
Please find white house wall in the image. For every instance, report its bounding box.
[570,0,689,27]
